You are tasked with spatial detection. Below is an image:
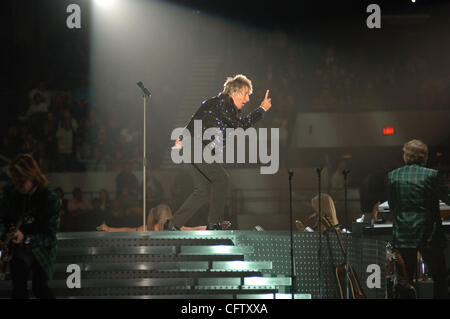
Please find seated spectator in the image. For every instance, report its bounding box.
[92,148,108,171]
[109,150,125,172]
[331,160,348,189]
[56,109,78,172]
[74,142,92,171]
[103,199,123,227]
[115,162,139,195]
[28,81,51,105]
[22,93,50,119]
[311,88,338,111]
[87,198,108,230]
[67,187,92,216]
[79,189,112,230]
[119,119,139,146]
[117,186,142,227]
[98,189,111,213]
[38,116,58,172]
[96,204,206,232]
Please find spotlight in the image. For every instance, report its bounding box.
[95,0,117,8]
[411,0,416,3]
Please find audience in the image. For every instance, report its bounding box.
[67,187,92,217]
[115,163,139,196]
[56,109,78,172]
[2,25,448,174]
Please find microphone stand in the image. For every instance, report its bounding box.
[316,167,324,299]
[342,169,350,299]
[288,169,295,299]
[137,81,151,231]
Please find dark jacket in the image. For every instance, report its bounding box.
[182,92,265,152]
[387,164,449,249]
[0,183,61,279]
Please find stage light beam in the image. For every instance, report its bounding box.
[95,0,117,8]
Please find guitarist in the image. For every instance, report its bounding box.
[387,139,449,299]
[0,154,61,299]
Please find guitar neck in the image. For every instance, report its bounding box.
[323,216,347,257]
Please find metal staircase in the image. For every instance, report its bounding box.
[0,231,293,299]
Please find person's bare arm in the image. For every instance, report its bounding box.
[97,224,144,232]
[180,225,207,231]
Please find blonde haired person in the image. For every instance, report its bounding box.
[96,205,207,232]
[0,154,61,299]
[168,74,272,231]
[311,193,340,231]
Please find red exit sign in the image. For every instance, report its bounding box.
[383,126,395,135]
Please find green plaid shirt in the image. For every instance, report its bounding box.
[387,164,449,249]
[0,183,61,279]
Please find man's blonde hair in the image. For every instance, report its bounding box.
[222,74,253,96]
[403,139,428,166]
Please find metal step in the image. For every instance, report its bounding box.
[211,261,272,271]
[60,294,235,299]
[196,277,291,287]
[0,278,288,289]
[56,245,252,257]
[57,246,177,256]
[53,261,272,273]
[59,292,312,299]
[0,284,282,298]
[57,237,235,248]
[52,286,280,297]
[52,271,264,281]
[0,230,293,299]
[57,231,236,241]
[54,261,210,272]
[237,293,312,299]
[56,254,246,264]
[179,246,253,255]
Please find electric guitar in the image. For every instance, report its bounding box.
[0,219,24,280]
[322,215,366,299]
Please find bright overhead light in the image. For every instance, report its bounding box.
[95,0,117,8]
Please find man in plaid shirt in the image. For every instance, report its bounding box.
[387,139,449,298]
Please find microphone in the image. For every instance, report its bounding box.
[137,81,151,97]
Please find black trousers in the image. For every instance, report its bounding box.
[170,162,230,228]
[9,246,54,299]
[397,247,449,299]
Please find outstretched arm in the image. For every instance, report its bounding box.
[97,224,144,232]
[180,225,207,231]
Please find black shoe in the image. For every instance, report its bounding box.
[207,221,232,230]
[163,220,180,231]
